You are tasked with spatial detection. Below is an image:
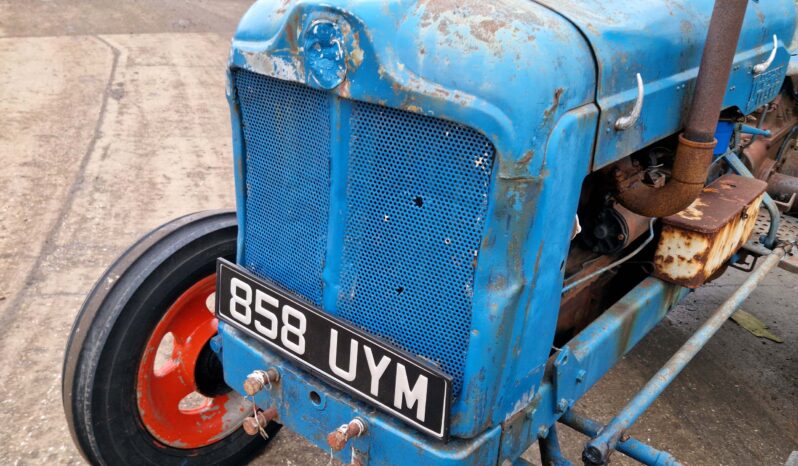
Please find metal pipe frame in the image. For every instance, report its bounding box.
[539,425,573,466]
[560,411,681,466]
[581,248,786,466]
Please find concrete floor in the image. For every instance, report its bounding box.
[0,1,795,465]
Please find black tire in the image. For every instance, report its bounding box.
[62,210,279,465]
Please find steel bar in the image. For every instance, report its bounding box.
[539,425,573,466]
[582,248,786,465]
[560,411,681,466]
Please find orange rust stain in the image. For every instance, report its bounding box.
[338,79,351,98]
[518,150,534,165]
[543,88,564,119]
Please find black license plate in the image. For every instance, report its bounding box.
[215,259,451,439]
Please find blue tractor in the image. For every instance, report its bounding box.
[62,0,798,464]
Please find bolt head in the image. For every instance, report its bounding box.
[327,428,348,451]
[243,377,263,396]
[265,367,281,383]
[242,416,260,436]
[583,445,606,465]
[556,398,569,413]
[537,425,549,439]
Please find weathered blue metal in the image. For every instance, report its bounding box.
[536,0,796,169]
[218,275,687,464]
[226,0,598,438]
[539,425,573,466]
[582,248,787,465]
[217,0,797,463]
[559,411,681,466]
[219,322,504,465]
[498,278,689,463]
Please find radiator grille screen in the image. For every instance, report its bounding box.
[234,70,496,396]
[235,70,330,305]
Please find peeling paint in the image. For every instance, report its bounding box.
[242,51,302,82]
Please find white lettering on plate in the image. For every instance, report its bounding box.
[394,363,429,422]
[328,329,358,381]
[363,345,391,396]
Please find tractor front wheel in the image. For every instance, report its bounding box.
[62,210,278,465]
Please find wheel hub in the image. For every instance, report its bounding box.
[136,274,249,448]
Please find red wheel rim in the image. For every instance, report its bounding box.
[137,274,248,448]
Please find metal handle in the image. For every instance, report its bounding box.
[753,34,778,75]
[615,73,644,130]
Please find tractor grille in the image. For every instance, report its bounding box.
[234,70,496,395]
[235,71,331,306]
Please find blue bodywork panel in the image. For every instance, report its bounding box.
[221,0,796,462]
[220,322,503,465]
[536,0,796,169]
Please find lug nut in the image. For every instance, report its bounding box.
[243,368,280,395]
[242,407,278,436]
[327,418,367,451]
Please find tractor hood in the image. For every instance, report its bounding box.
[535,0,797,168]
[230,0,797,174]
[229,0,597,180]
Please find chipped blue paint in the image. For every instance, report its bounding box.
[536,0,796,169]
[220,322,503,465]
[497,278,690,463]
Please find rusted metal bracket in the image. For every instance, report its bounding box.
[552,348,585,415]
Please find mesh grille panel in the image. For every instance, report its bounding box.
[336,101,495,395]
[234,70,496,396]
[235,70,330,305]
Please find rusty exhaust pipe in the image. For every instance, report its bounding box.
[616,0,749,218]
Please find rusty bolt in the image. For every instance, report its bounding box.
[242,407,278,436]
[327,418,367,451]
[243,368,280,396]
